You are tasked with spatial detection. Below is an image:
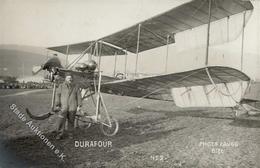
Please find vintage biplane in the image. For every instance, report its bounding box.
[26,0,257,136]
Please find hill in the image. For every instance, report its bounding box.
[0,45,64,78]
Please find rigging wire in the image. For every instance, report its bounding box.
[67,42,96,69]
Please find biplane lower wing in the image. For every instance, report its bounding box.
[101,66,250,107]
[242,82,260,102]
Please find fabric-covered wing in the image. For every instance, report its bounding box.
[101,66,250,101]
[48,0,253,55]
[242,82,260,101]
[101,0,253,53]
[48,41,126,56]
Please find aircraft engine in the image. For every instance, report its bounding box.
[75,60,97,72]
[85,60,97,71]
[75,63,88,72]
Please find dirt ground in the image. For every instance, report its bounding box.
[0,89,259,168]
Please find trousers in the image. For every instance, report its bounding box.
[57,109,76,136]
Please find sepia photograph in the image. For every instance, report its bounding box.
[0,0,260,167]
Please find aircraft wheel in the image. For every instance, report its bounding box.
[115,72,125,79]
[100,117,119,136]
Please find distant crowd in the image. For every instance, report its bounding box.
[0,75,52,89]
[0,81,52,89]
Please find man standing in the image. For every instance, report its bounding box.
[55,73,82,140]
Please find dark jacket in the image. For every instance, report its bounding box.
[55,82,82,112]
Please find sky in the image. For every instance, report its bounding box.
[1,0,260,79]
[0,0,189,47]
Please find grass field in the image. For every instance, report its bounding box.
[0,89,259,168]
[0,89,37,96]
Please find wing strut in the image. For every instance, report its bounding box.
[97,42,102,71]
[241,11,246,71]
[113,52,118,77]
[65,45,70,67]
[124,50,128,78]
[205,0,212,66]
[135,24,141,76]
[165,35,170,73]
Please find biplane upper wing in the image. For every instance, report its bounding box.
[48,0,253,55]
[101,66,250,107]
[101,0,253,53]
[48,41,126,56]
